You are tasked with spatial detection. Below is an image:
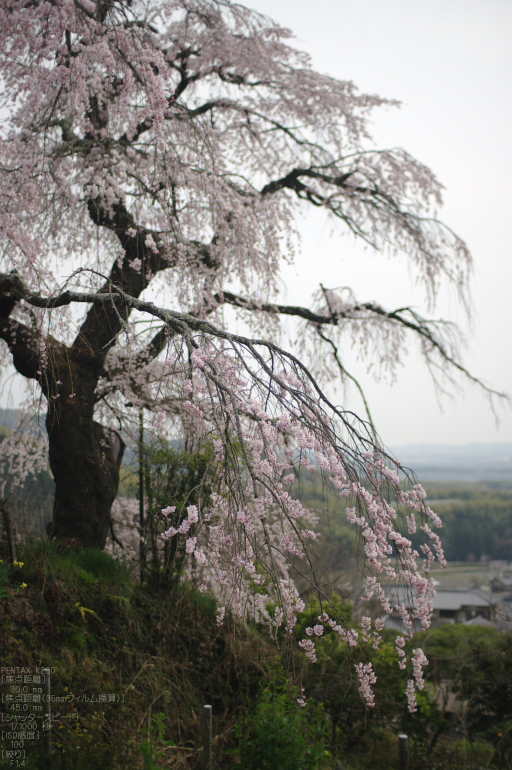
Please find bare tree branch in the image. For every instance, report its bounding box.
[215,289,506,400]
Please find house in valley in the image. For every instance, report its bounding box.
[383,587,496,631]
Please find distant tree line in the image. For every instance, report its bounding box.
[296,475,512,565]
[423,483,512,562]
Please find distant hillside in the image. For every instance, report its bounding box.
[391,443,512,482]
[1,407,511,483]
[0,407,46,434]
[0,408,25,430]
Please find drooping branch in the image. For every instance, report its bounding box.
[261,167,353,198]
[259,159,471,293]
[2,270,503,403]
[0,315,43,381]
[216,289,335,324]
[316,326,377,436]
[0,271,376,437]
[0,273,70,386]
[215,289,506,400]
[95,323,176,405]
[0,273,309,358]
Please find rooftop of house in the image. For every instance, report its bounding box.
[386,587,493,612]
[492,574,512,588]
[465,614,495,627]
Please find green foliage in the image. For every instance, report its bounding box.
[294,593,354,638]
[0,533,281,769]
[75,547,131,588]
[61,626,88,652]
[17,537,79,583]
[0,424,12,440]
[0,555,31,596]
[21,536,61,561]
[295,475,512,565]
[291,470,357,574]
[12,711,121,770]
[77,567,96,585]
[118,466,138,498]
[419,624,512,751]
[137,712,176,769]
[291,596,452,766]
[178,580,218,620]
[4,531,512,769]
[422,481,512,561]
[142,439,217,585]
[232,666,329,770]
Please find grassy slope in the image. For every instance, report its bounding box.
[0,541,274,769]
[1,540,511,770]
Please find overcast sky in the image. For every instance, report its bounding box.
[249,0,512,446]
[1,0,511,448]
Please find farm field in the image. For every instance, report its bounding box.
[428,561,506,590]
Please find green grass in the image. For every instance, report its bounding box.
[16,539,132,595]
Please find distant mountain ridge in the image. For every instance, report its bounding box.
[0,408,46,435]
[0,408,26,430]
[391,443,512,482]
[0,408,510,481]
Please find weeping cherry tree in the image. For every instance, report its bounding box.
[0,0,501,708]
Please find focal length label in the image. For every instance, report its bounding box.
[1,664,126,764]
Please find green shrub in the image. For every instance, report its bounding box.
[232,667,329,770]
[17,538,78,583]
[142,439,217,586]
[137,712,176,769]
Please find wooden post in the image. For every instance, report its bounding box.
[203,704,212,770]
[398,733,408,770]
[42,667,51,758]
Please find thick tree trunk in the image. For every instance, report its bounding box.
[45,365,125,549]
[46,415,124,548]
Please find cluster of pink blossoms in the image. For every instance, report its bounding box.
[355,663,378,709]
[148,343,444,712]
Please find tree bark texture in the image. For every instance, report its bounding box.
[43,352,125,548]
[0,288,128,549]
[46,412,124,549]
